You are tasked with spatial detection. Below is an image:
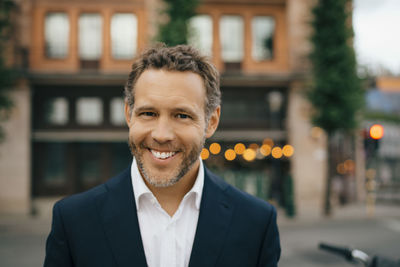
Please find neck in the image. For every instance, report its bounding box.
[145,160,200,216]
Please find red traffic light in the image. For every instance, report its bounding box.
[369,124,384,140]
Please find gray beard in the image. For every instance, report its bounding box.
[128,137,204,188]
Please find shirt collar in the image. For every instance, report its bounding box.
[130,157,204,211]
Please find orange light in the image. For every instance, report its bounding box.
[282,145,294,157]
[234,143,246,155]
[344,159,355,172]
[224,149,236,161]
[262,138,274,147]
[209,143,221,154]
[260,144,272,156]
[200,148,209,160]
[243,148,256,161]
[310,127,323,139]
[337,163,346,175]
[249,143,259,150]
[369,124,384,140]
[271,147,283,159]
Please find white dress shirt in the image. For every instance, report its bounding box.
[130,158,204,267]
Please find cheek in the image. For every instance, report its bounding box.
[129,122,147,142]
[179,126,206,144]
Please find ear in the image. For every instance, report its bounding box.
[124,101,133,127]
[205,106,220,138]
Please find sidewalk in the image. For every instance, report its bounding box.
[278,202,400,226]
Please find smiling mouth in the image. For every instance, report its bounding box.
[150,149,177,160]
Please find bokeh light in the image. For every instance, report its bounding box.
[243,148,256,161]
[260,144,272,156]
[369,124,384,140]
[200,148,209,160]
[337,163,346,175]
[262,138,274,147]
[271,147,283,159]
[249,143,259,150]
[209,143,221,154]
[234,143,246,155]
[344,159,355,172]
[310,126,323,139]
[282,145,294,157]
[224,149,236,161]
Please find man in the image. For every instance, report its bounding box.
[44,45,280,267]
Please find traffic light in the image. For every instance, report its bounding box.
[364,124,384,157]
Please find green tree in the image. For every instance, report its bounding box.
[0,0,15,141]
[308,0,364,215]
[157,0,200,46]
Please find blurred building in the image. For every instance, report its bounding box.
[0,0,325,217]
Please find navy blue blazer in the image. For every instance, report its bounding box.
[44,166,281,267]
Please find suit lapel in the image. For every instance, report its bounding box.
[189,167,235,267]
[95,168,147,267]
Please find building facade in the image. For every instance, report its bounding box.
[0,0,326,218]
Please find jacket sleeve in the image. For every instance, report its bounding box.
[257,206,281,267]
[44,202,74,267]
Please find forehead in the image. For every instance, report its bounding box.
[134,69,206,108]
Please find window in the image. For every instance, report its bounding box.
[79,14,103,60]
[188,15,213,56]
[76,97,103,125]
[33,142,132,196]
[111,13,138,59]
[78,143,102,186]
[44,97,69,125]
[110,97,125,125]
[252,16,275,61]
[45,13,69,59]
[219,87,287,129]
[42,143,68,186]
[220,15,244,63]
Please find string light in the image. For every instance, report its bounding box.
[249,143,259,150]
[225,149,236,161]
[243,148,256,161]
[282,145,294,157]
[209,143,221,154]
[271,147,283,159]
[262,138,274,147]
[234,143,246,155]
[200,148,209,160]
[260,144,272,156]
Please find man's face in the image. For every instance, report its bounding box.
[125,69,219,188]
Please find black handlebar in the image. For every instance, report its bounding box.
[318,242,400,267]
[319,242,354,261]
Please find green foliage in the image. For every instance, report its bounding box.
[157,0,200,46]
[308,0,364,134]
[364,112,400,124]
[0,0,16,141]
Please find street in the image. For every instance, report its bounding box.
[280,215,400,266]
[1,204,399,267]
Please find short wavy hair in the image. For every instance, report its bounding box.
[124,44,221,119]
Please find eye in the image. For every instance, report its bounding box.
[140,111,157,117]
[176,113,191,119]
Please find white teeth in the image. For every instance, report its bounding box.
[151,150,176,159]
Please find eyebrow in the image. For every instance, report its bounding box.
[134,105,199,118]
[172,107,197,116]
[133,105,155,114]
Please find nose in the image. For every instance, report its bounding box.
[151,116,175,144]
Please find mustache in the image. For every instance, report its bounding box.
[136,140,183,152]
